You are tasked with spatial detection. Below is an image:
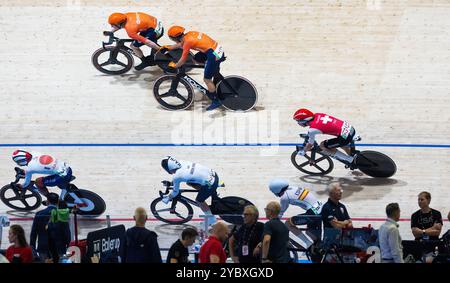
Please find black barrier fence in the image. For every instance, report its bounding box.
[1,213,449,263]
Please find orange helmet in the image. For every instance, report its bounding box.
[108,13,127,26]
[293,108,314,122]
[168,26,185,38]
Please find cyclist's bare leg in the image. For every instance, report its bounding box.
[319,142,336,156]
[34,177,49,196]
[204,79,216,93]
[197,201,216,226]
[130,45,144,59]
[342,146,352,155]
[320,142,354,163]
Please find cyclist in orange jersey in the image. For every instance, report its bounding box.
[160,26,225,111]
[108,12,164,70]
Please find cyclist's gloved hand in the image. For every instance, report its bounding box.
[168,61,177,69]
[158,45,170,55]
[162,195,171,204]
[162,180,173,187]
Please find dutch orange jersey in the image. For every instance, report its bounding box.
[181,31,219,60]
[124,12,158,43]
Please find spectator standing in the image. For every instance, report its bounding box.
[6,225,33,263]
[167,227,198,263]
[29,193,59,261]
[124,207,162,263]
[261,201,290,263]
[199,222,228,263]
[321,183,353,229]
[379,203,404,263]
[47,203,71,263]
[229,205,264,263]
[411,192,443,241]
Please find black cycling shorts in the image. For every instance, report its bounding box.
[323,127,355,149]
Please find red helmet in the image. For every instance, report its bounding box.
[12,150,32,166]
[293,108,314,122]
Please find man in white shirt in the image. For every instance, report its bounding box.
[379,203,404,263]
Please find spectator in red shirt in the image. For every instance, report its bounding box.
[6,225,33,263]
[199,222,229,263]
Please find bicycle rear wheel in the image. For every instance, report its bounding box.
[64,188,106,217]
[217,75,258,112]
[211,196,254,225]
[153,75,194,110]
[291,150,334,176]
[150,197,194,225]
[91,46,134,75]
[355,151,397,178]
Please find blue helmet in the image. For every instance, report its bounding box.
[269,179,289,196]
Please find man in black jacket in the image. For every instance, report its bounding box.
[29,193,59,261]
[124,207,162,263]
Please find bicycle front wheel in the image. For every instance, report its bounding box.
[91,46,134,75]
[153,75,194,110]
[291,150,334,176]
[0,184,42,211]
[150,197,194,225]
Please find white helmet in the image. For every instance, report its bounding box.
[269,179,289,196]
[12,150,32,166]
[161,156,182,174]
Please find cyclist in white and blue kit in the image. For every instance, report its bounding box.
[161,156,220,226]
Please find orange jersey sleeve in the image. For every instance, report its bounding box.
[124,12,158,43]
[182,31,218,54]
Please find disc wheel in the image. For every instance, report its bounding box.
[217,76,258,111]
[355,151,397,178]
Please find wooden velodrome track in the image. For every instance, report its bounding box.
[0,0,449,248]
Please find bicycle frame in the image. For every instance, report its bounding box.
[10,167,84,205]
[169,61,240,98]
[160,183,222,209]
[297,134,358,167]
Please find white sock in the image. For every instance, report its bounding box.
[333,150,354,163]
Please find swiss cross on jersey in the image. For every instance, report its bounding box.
[309,113,349,137]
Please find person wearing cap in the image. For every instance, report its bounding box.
[29,193,59,262]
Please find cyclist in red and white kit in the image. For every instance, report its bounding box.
[11,150,86,207]
[293,108,359,164]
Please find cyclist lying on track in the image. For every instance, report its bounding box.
[293,108,360,165]
[161,156,222,226]
[107,12,164,70]
[11,150,86,207]
[159,26,226,111]
[269,179,323,249]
